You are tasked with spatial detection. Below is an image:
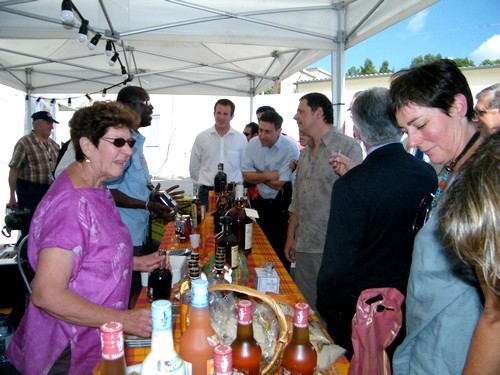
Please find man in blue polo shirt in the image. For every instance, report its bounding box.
[242,110,299,271]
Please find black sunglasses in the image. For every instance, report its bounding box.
[243,132,250,137]
[101,137,136,148]
[412,192,435,235]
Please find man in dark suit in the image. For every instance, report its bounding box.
[316,87,438,360]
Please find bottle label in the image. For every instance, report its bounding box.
[244,223,253,250]
[162,355,184,372]
[231,245,239,268]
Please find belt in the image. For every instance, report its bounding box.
[199,185,214,191]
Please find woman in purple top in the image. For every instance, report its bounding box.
[7,102,167,374]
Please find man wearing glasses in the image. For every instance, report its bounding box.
[473,83,500,135]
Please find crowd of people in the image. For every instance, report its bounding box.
[5,60,500,374]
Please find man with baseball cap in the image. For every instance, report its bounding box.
[8,110,60,240]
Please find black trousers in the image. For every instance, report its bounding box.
[15,179,50,240]
[251,184,292,271]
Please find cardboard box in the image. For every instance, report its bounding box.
[170,255,188,286]
[254,267,280,294]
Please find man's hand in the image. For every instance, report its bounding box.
[329,153,356,176]
[148,201,177,222]
[165,184,185,200]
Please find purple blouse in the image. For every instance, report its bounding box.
[7,171,133,375]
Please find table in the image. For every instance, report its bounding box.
[96,204,349,374]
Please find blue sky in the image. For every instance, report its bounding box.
[311,0,500,72]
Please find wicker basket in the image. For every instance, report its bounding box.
[209,283,289,375]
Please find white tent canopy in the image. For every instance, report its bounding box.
[0,0,438,125]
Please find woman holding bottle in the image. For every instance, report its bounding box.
[7,102,168,374]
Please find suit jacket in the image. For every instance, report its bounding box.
[317,142,438,314]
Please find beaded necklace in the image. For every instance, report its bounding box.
[431,130,481,208]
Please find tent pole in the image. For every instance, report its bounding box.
[332,5,346,134]
[249,76,255,121]
[24,68,33,135]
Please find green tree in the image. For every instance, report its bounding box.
[480,59,500,66]
[452,57,475,67]
[360,58,377,75]
[346,66,361,76]
[410,53,443,67]
[379,60,393,74]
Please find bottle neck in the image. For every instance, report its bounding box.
[188,304,212,326]
[236,322,254,339]
[291,325,311,344]
[151,325,175,353]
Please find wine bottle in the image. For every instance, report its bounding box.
[281,303,317,375]
[214,163,227,194]
[141,300,185,374]
[226,184,253,255]
[147,250,172,302]
[214,345,233,375]
[217,216,239,270]
[180,279,219,374]
[191,183,203,229]
[180,258,201,334]
[230,299,262,375]
[214,183,232,234]
[100,322,126,375]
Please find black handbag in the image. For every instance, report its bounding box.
[2,208,31,237]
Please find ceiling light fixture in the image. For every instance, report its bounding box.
[77,19,89,43]
[102,88,107,98]
[105,40,113,56]
[121,66,129,80]
[108,52,119,66]
[60,0,73,22]
[85,94,92,102]
[87,33,101,50]
[68,98,72,106]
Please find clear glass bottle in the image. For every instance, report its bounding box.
[230,300,262,375]
[226,184,253,255]
[281,303,317,375]
[180,279,219,374]
[214,345,233,375]
[141,300,185,374]
[214,163,227,194]
[147,250,172,302]
[216,216,239,270]
[100,322,126,375]
[208,248,230,286]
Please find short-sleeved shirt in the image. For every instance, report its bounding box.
[241,134,299,199]
[7,171,133,375]
[289,128,363,254]
[189,126,248,186]
[393,203,483,375]
[106,131,151,246]
[9,131,60,184]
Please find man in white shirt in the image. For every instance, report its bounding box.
[189,98,247,207]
